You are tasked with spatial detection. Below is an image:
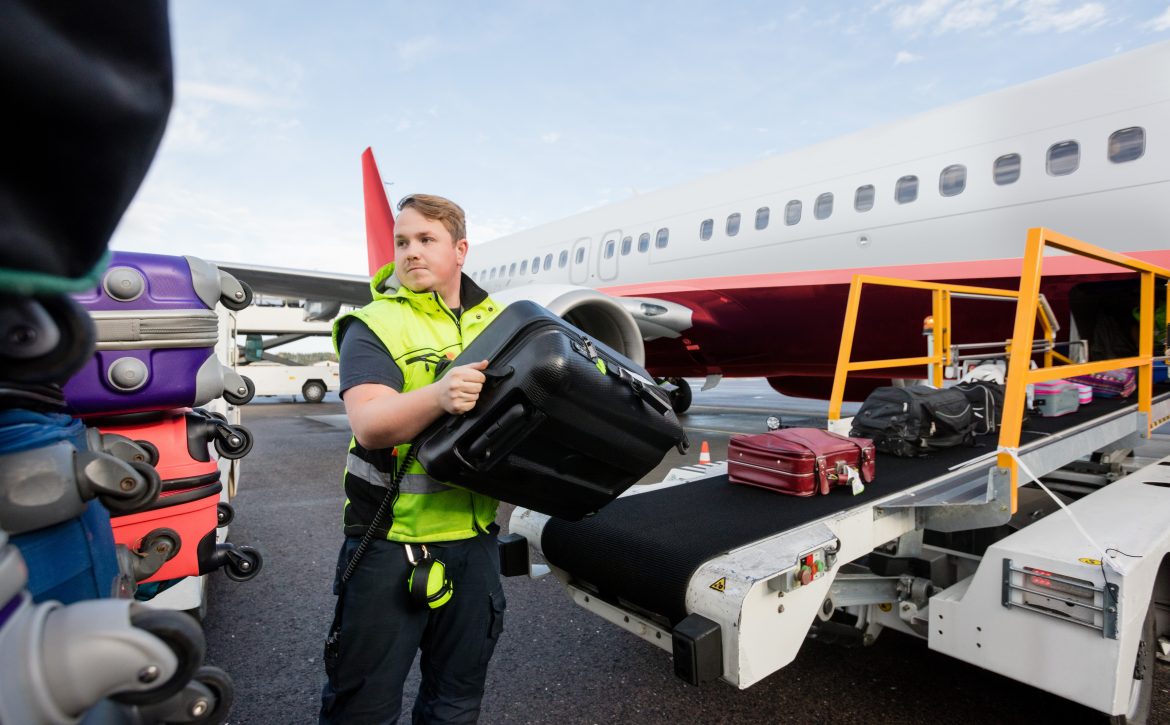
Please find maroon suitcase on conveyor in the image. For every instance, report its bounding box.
[728,428,875,497]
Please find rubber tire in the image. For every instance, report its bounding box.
[668,377,693,414]
[302,380,326,404]
[114,607,206,706]
[1,294,95,384]
[102,460,163,514]
[189,666,235,725]
[220,280,253,312]
[134,439,160,467]
[1109,606,1155,724]
[223,545,263,582]
[222,376,255,406]
[141,528,182,564]
[213,425,253,460]
[216,502,235,527]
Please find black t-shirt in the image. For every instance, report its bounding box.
[337,318,404,395]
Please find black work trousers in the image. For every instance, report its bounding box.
[320,531,506,725]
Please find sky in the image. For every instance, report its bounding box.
[112,0,1170,279]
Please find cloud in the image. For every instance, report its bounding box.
[891,0,951,31]
[894,50,922,64]
[939,0,1000,30]
[1016,1,1107,33]
[178,80,289,110]
[1145,5,1170,31]
[540,132,561,144]
[397,36,438,67]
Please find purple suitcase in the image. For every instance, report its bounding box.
[1068,368,1136,399]
[63,252,255,415]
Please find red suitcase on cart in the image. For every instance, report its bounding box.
[110,479,223,584]
[728,428,875,497]
[94,408,253,489]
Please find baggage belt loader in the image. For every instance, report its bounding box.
[508,229,1170,722]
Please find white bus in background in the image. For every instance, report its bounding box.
[240,361,340,403]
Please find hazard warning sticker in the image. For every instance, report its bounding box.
[710,577,727,592]
[1078,557,1102,566]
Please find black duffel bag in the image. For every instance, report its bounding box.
[413,301,689,520]
[850,385,975,457]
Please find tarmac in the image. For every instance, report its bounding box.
[202,379,1169,724]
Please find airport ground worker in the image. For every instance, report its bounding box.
[320,194,506,724]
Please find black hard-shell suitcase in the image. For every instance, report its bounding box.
[413,301,688,520]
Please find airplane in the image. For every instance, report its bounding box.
[219,40,1170,413]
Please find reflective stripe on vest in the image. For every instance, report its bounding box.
[345,452,452,495]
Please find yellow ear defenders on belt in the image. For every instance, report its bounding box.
[405,545,452,609]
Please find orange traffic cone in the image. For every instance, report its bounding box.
[699,440,711,465]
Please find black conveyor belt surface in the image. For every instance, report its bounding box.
[542,390,1166,625]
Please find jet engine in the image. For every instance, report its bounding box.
[490,285,646,366]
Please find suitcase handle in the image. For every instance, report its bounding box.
[459,402,541,469]
[482,365,514,383]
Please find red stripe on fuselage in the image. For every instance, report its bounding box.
[599,250,1170,297]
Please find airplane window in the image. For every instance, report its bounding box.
[544,254,553,271]
[784,200,801,226]
[726,213,741,237]
[895,175,918,204]
[558,250,568,268]
[575,247,585,264]
[655,228,669,249]
[939,165,966,197]
[1109,127,1145,163]
[604,240,615,259]
[532,256,540,273]
[520,260,528,274]
[490,268,497,280]
[638,233,650,252]
[509,262,517,277]
[854,185,875,212]
[700,219,713,241]
[1047,140,1079,176]
[621,236,632,255]
[993,154,1021,185]
[814,193,833,220]
[499,265,506,278]
[755,207,769,230]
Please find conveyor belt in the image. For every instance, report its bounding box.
[542,390,1166,625]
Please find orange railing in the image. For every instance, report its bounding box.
[996,228,1170,511]
[826,228,1170,514]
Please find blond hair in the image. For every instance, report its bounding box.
[397,194,466,243]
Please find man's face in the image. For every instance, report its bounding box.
[393,207,467,294]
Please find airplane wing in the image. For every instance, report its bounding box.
[215,262,372,306]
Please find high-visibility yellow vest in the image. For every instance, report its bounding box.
[332,262,503,543]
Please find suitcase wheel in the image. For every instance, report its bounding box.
[187,665,235,724]
[216,502,235,527]
[221,545,263,582]
[133,439,161,467]
[222,375,255,406]
[133,528,182,582]
[213,424,253,460]
[220,280,253,312]
[102,460,163,515]
[0,294,95,384]
[113,606,206,706]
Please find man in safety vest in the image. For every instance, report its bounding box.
[320,193,506,724]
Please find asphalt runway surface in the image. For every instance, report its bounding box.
[204,379,1168,724]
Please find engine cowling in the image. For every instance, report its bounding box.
[489,284,646,367]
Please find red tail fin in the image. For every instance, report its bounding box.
[362,147,395,276]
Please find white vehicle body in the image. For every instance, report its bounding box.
[240,362,339,403]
